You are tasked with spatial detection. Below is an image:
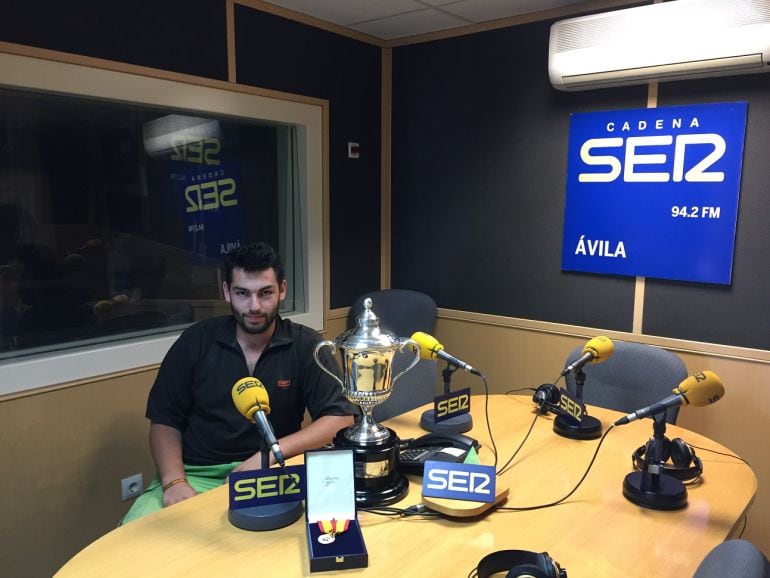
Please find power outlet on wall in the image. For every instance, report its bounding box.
[121,473,144,501]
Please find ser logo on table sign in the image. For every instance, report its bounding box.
[422,461,496,503]
[434,387,471,422]
[229,465,306,510]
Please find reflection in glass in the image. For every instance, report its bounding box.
[0,87,305,360]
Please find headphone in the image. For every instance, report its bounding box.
[532,384,561,414]
[476,550,567,578]
[632,437,702,482]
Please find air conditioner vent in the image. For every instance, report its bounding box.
[549,0,770,90]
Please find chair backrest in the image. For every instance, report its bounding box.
[563,340,688,424]
[348,289,438,422]
[693,540,770,578]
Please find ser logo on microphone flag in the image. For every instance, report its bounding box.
[557,388,585,424]
[434,387,471,422]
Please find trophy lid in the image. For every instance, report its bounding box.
[335,298,401,351]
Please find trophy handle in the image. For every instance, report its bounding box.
[313,341,344,389]
[392,338,421,385]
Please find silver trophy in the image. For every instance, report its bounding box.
[313,297,420,505]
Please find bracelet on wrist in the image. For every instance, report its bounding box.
[162,477,188,491]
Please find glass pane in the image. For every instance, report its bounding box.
[0,87,304,361]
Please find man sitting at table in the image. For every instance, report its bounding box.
[121,242,355,523]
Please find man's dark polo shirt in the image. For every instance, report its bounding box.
[146,315,354,465]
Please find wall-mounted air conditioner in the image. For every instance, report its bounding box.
[549,0,770,91]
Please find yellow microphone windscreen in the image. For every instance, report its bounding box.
[231,377,271,422]
[674,370,724,407]
[411,331,443,361]
[583,336,614,363]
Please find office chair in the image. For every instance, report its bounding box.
[563,340,688,424]
[347,289,438,422]
[692,539,770,578]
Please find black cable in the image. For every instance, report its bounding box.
[498,376,569,476]
[688,443,751,468]
[737,514,749,539]
[505,387,537,395]
[495,424,615,512]
[505,375,566,398]
[478,373,499,469]
[360,504,442,519]
[496,409,541,477]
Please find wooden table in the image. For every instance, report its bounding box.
[55,395,756,577]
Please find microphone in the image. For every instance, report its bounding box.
[231,377,285,467]
[561,336,614,376]
[411,331,481,376]
[613,370,724,426]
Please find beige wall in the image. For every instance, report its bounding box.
[435,314,770,556]
[0,369,158,577]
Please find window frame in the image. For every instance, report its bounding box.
[0,50,326,395]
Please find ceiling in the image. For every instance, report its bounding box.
[261,0,595,41]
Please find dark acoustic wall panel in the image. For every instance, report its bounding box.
[0,0,228,80]
[235,6,382,309]
[391,21,646,330]
[644,74,770,350]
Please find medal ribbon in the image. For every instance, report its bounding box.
[318,518,349,535]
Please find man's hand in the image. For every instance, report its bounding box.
[231,451,266,474]
[151,423,198,507]
[162,481,198,507]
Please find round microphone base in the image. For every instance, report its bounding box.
[553,414,602,440]
[622,471,687,510]
[420,409,473,435]
[228,500,304,531]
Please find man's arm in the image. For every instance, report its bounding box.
[231,414,354,473]
[149,422,199,506]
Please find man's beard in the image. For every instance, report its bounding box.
[231,305,277,334]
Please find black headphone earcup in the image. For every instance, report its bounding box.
[642,440,656,463]
[632,437,702,481]
[477,550,563,578]
[533,384,560,413]
[506,564,549,578]
[507,552,559,578]
[669,438,693,468]
[658,437,672,462]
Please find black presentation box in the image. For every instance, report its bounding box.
[304,449,368,572]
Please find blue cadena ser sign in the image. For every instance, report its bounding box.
[561,102,747,285]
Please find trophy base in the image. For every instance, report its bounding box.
[333,427,409,507]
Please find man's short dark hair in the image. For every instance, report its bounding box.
[224,243,285,285]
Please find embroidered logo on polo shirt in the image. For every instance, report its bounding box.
[277,379,291,388]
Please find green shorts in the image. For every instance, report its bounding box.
[120,462,240,525]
